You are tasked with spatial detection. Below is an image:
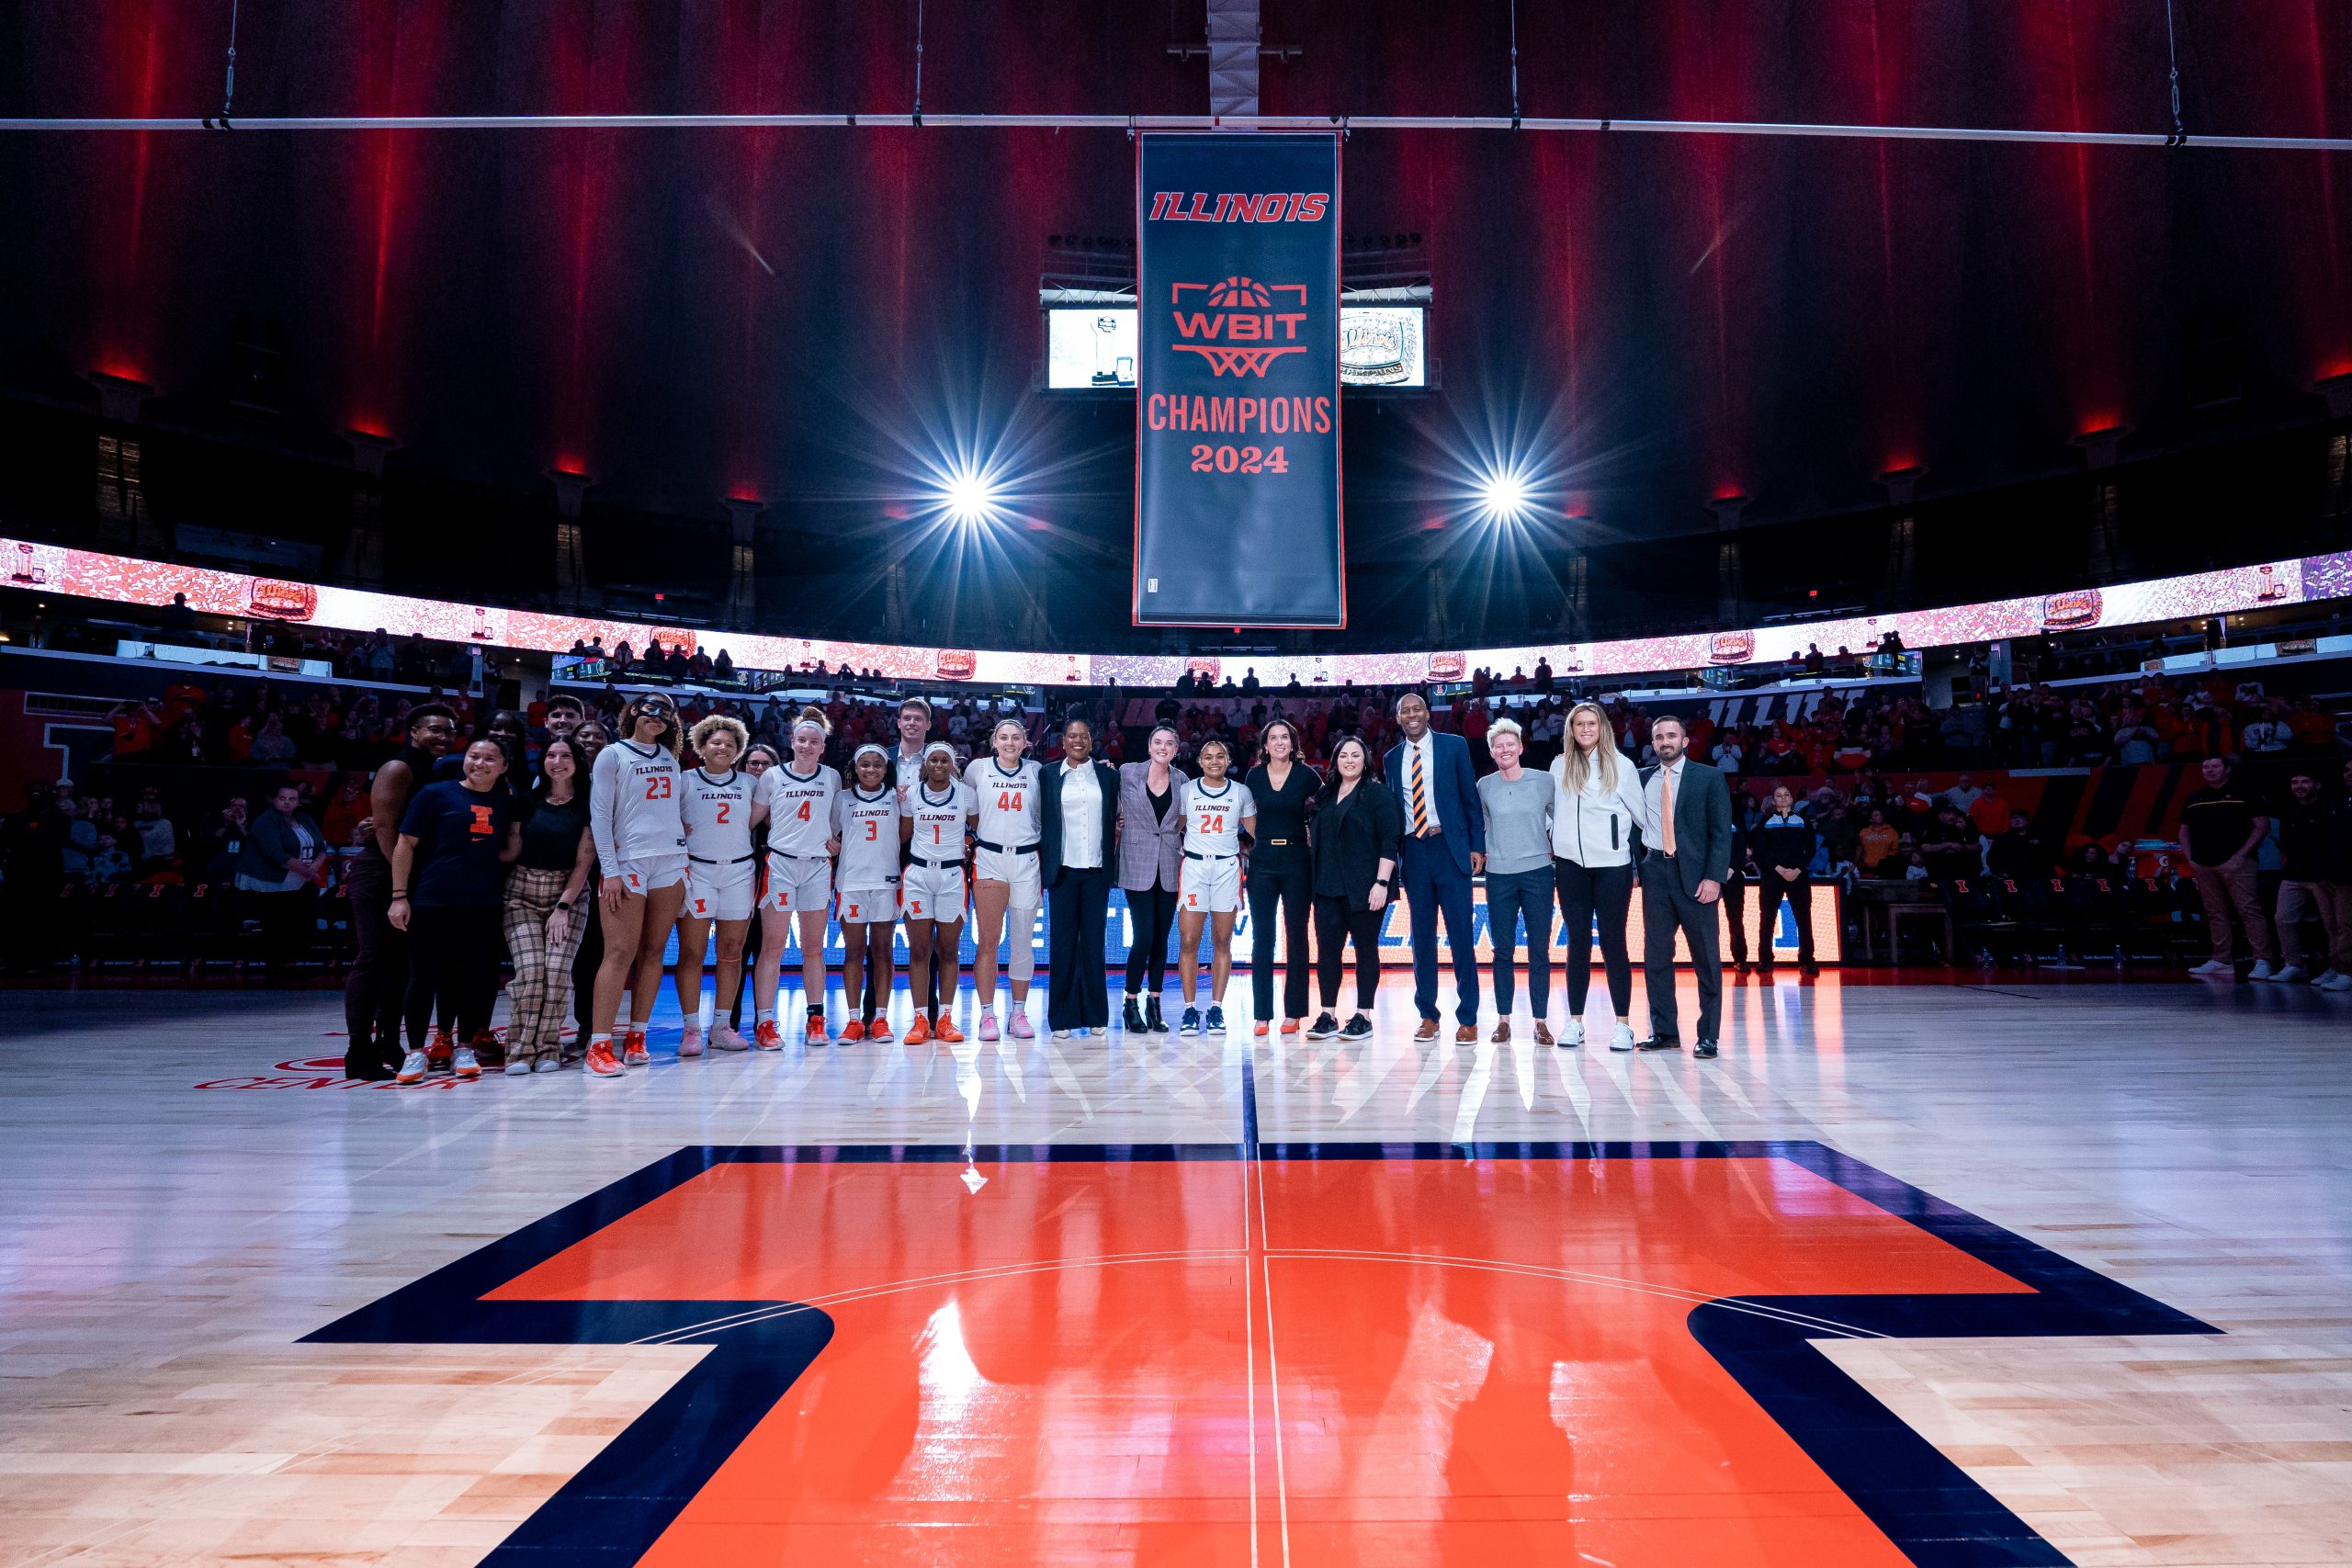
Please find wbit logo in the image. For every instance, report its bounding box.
[1170,276,1312,378]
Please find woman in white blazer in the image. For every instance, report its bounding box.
[1548,701,1654,1050]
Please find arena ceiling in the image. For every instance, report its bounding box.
[1,0,2348,650]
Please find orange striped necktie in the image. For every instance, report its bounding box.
[1409,742,1429,834]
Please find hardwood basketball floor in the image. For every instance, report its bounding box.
[1,973,2347,1566]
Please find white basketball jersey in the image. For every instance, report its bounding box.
[761,763,840,858]
[680,768,755,863]
[964,757,1040,846]
[909,780,974,861]
[833,786,902,888]
[1181,777,1254,856]
[589,739,685,874]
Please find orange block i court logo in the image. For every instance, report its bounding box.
[308,1116,2215,1564]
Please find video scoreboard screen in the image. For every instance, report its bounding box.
[1046,305,1425,390]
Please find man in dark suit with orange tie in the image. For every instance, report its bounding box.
[1636,714,1734,1057]
[1385,691,1485,1043]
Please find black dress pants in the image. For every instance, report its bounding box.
[343,855,406,1077]
[1312,895,1382,1012]
[1754,874,1816,967]
[1046,864,1113,1029]
[1247,857,1313,1021]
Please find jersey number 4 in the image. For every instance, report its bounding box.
[997,790,1023,811]
[795,800,813,822]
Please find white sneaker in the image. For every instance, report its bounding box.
[532,1055,560,1073]
[978,1013,1001,1042]
[708,1023,750,1053]
[2247,961,2277,982]
[1560,1021,1585,1047]
[2187,959,2233,977]
[2310,969,2338,987]
[2323,972,2352,993]
[452,1046,480,1080]
[396,1048,429,1085]
[1008,1011,1035,1040]
[1610,1022,1635,1051]
[504,1057,533,1077]
[2270,964,2309,985]
[680,1025,706,1058]
[1050,1029,1070,1040]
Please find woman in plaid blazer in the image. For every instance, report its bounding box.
[1116,726,1189,1032]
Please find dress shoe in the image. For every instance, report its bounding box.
[1694,1039,1720,1059]
[1490,1021,1511,1043]
[1454,1024,1477,1044]
[1413,1018,1440,1043]
[1636,1034,1681,1052]
[1532,1021,1554,1046]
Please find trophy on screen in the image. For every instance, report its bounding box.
[248,579,318,621]
[1091,315,1132,387]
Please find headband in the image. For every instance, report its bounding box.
[853,743,888,763]
[923,741,957,761]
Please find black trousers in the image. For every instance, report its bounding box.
[1046,864,1113,1029]
[342,855,406,1077]
[1555,859,1634,1016]
[1754,874,1816,966]
[1123,883,1180,994]
[403,904,502,1053]
[1247,856,1313,1021]
[1724,873,1751,963]
[1313,895,1382,1011]
[572,886,604,1041]
[1640,858,1724,1043]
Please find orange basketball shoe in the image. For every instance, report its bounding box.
[838,1020,867,1043]
[622,1031,650,1067]
[929,1011,965,1043]
[901,1015,932,1045]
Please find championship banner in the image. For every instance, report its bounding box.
[1134,133,1344,627]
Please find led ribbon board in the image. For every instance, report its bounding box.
[1135,133,1345,628]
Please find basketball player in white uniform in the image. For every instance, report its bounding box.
[901,742,971,1044]
[833,743,905,1042]
[1175,738,1257,1035]
[964,718,1043,1041]
[674,715,762,1057]
[752,708,841,1045]
[586,694,688,1077]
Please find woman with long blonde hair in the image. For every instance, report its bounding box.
[1546,701,1653,1050]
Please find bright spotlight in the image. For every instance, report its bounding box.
[938,464,1003,526]
[1477,465,1533,523]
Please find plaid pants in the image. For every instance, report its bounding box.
[503,866,586,1063]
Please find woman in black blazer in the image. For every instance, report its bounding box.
[1039,716,1124,1037]
[1306,735,1403,1041]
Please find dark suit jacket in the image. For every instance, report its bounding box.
[1635,758,1736,897]
[1038,758,1121,885]
[1308,779,1406,911]
[1383,730,1485,875]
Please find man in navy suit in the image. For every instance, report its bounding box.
[1385,691,1485,1043]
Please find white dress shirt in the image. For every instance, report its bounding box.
[1400,731,1443,831]
[892,748,928,790]
[1058,761,1103,869]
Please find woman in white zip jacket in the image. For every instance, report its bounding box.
[1548,701,1656,1050]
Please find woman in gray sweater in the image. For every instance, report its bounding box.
[1475,718,1555,1043]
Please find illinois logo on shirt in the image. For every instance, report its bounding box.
[306,1128,2212,1564]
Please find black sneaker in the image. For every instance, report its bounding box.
[1146,997,1170,1033]
[1306,1011,1340,1039]
[1124,996,1148,1032]
[1340,1014,1373,1040]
